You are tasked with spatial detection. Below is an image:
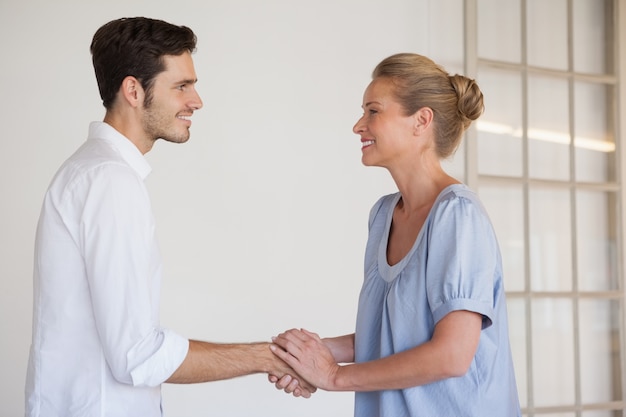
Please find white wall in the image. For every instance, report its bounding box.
[0,0,464,416]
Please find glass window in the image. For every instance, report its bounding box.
[477,0,521,63]
[579,300,622,404]
[573,0,610,75]
[529,187,572,292]
[528,75,570,181]
[526,0,568,70]
[531,298,575,407]
[479,184,525,292]
[576,190,618,291]
[476,68,523,177]
[471,0,622,414]
[574,82,616,183]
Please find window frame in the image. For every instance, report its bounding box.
[464,0,626,415]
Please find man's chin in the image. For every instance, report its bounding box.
[158,134,191,144]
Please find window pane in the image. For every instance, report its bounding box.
[576,191,619,291]
[507,298,528,408]
[527,0,568,70]
[579,300,622,404]
[573,0,611,75]
[477,0,521,63]
[532,298,575,407]
[528,75,570,181]
[529,188,572,291]
[476,69,523,177]
[479,185,525,291]
[575,82,616,183]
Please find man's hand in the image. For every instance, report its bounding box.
[268,373,306,396]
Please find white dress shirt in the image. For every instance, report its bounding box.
[26,122,189,417]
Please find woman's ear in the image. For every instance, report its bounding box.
[119,76,145,108]
[413,107,434,135]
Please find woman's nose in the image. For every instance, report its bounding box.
[353,116,365,134]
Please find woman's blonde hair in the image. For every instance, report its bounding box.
[372,53,484,158]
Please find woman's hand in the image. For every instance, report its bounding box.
[270,328,341,391]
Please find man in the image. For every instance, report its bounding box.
[26,17,310,417]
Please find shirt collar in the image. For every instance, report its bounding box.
[88,121,152,179]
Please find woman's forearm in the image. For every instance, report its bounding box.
[322,333,355,363]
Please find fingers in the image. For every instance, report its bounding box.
[300,328,321,340]
[272,328,320,362]
[276,328,319,343]
[268,328,324,396]
[269,373,315,398]
[274,374,294,390]
[270,343,296,367]
[267,346,317,393]
[296,387,313,398]
[286,376,300,393]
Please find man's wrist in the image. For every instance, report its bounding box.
[251,342,273,373]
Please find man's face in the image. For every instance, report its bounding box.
[141,52,203,144]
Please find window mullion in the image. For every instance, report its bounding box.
[464,0,479,190]
[615,0,626,414]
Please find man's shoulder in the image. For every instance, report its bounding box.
[50,139,136,192]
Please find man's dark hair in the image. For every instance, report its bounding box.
[90,17,197,109]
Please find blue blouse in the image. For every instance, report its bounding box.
[354,184,521,417]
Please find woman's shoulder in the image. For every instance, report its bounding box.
[434,183,484,210]
[368,192,400,227]
[430,184,494,232]
[370,192,400,214]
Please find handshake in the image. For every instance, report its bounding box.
[266,328,347,398]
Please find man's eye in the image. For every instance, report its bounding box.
[177,84,186,91]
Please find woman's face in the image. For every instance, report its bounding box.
[353,77,416,168]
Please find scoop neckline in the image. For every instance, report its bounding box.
[376,183,467,283]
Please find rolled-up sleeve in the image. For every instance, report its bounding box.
[128,328,189,387]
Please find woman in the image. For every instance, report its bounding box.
[270,53,521,416]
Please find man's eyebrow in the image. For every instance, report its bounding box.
[174,78,198,85]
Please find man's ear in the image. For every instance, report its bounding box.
[119,76,144,108]
[413,107,434,135]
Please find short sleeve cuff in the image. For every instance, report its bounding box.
[432,298,495,330]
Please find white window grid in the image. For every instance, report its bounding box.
[463,0,626,415]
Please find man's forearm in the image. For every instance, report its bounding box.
[165,340,276,384]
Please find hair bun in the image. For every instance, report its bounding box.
[449,74,484,122]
